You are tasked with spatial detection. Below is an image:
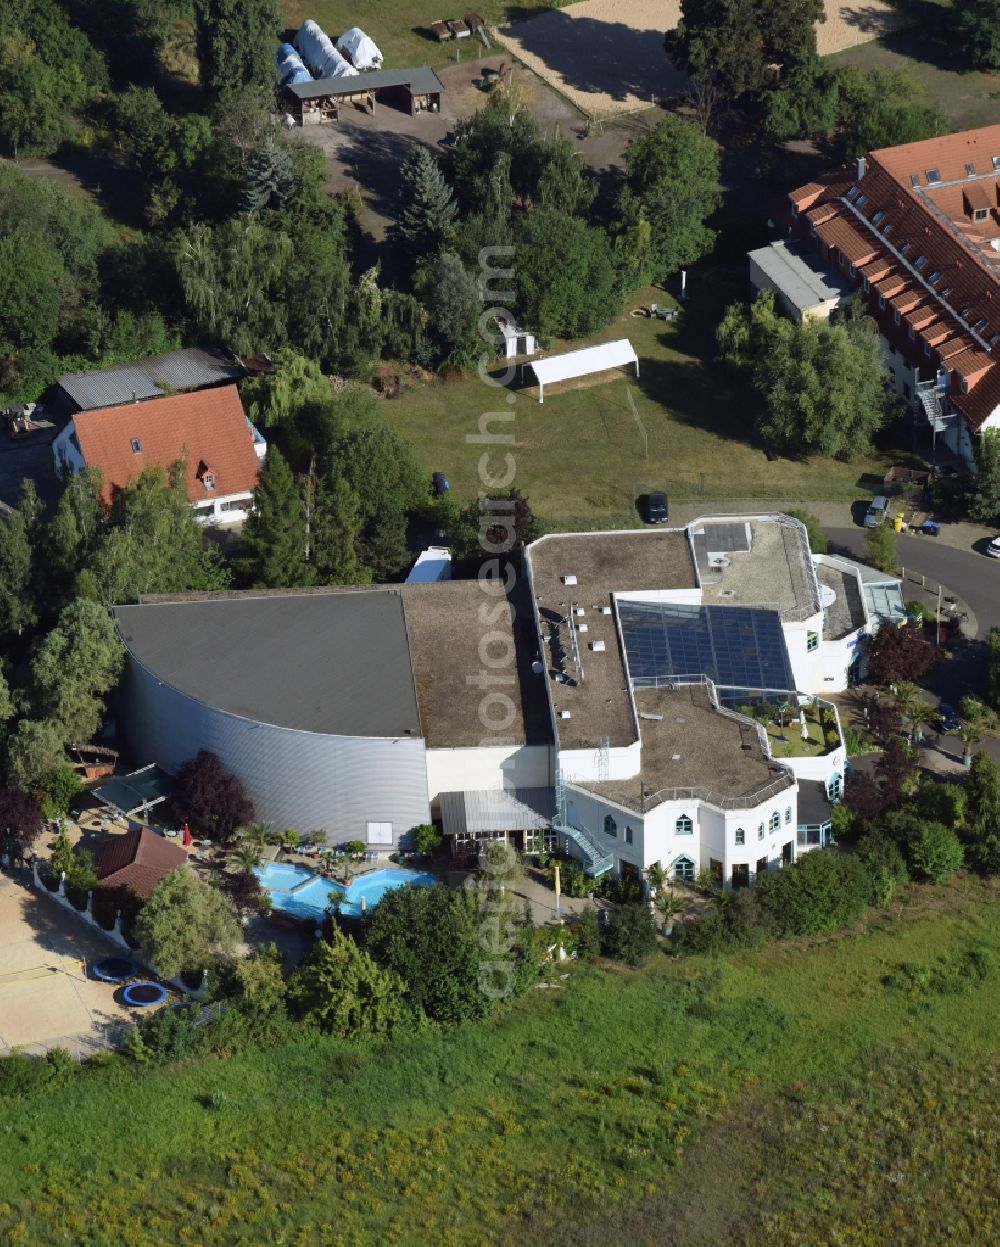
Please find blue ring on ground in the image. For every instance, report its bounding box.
[93,957,138,983]
[122,981,169,1008]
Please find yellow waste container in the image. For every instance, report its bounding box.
[893,513,904,532]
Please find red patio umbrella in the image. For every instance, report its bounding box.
[182,823,192,847]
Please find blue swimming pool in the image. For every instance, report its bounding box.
[254,863,436,920]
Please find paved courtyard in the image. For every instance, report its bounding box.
[0,875,132,1057]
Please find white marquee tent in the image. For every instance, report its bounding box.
[295,19,358,79]
[336,27,384,71]
[527,339,639,403]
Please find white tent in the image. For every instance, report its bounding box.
[295,19,358,79]
[336,26,384,71]
[527,339,639,403]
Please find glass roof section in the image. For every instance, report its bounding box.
[619,601,796,693]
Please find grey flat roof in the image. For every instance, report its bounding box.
[59,348,244,412]
[749,241,852,313]
[114,589,421,737]
[289,66,444,99]
[94,765,176,815]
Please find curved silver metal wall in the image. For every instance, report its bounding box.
[120,657,431,846]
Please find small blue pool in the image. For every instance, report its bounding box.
[254,864,436,920]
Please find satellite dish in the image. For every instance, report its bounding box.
[819,584,837,609]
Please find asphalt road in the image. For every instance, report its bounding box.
[827,528,1000,637]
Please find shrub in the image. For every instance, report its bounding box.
[672,888,777,954]
[125,1003,206,1065]
[755,850,869,937]
[599,903,658,966]
[413,823,442,857]
[38,766,83,819]
[596,872,644,904]
[573,907,601,959]
[854,833,908,904]
[905,600,935,624]
[787,509,828,554]
[909,822,964,883]
[551,857,590,898]
[0,1048,74,1098]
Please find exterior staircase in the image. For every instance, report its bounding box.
[553,771,614,876]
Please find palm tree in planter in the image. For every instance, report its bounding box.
[234,843,262,873]
[654,890,685,936]
[907,698,936,745]
[645,860,667,897]
[893,682,919,740]
[775,699,792,743]
[959,720,981,767]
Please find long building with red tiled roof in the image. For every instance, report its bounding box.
[52,384,266,525]
[761,124,1000,468]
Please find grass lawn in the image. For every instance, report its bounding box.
[832,14,1000,133]
[384,277,908,529]
[1,875,999,1244]
[278,1,568,69]
[765,718,834,759]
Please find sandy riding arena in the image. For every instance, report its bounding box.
[498,0,906,119]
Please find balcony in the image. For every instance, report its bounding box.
[738,699,842,761]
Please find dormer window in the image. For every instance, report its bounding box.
[203,473,216,491]
[130,438,142,454]
[961,376,970,394]
[926,168,941,184]
[975,208,988,223]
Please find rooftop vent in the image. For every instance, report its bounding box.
[578,623,589,633]
[590,640,606,652]
[574,607,586,616]
[717,589,736,598]
[531,660,544,675]
[600,606,612,615]
[559,710,572,719]
[671,753,682,762]
[562,574,577,585]
[638,712,663,721]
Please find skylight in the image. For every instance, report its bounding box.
[846,186,860,202]
[926,169,941,184]
[993,156,1000,171]
[929,271,942,285]
[967,162,976,176]
[910,174,921,188]
[856,194,869,208]
[973,317,989,333]
[872,210,886,226]
[130,438,142,454]
[914,256,928,271]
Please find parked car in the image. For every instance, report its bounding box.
[987,536,1000,558]
[432,471,450,496]
[937,702,961,732]
[863,495,889,528]
[639,491,669,524]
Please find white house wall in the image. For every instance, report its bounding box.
[425,743,553,804]
[565,780,801,886]
[119,657,431,846]
[560,739,641,783]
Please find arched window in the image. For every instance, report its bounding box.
[676,814,693,835]
[673,855,695,883]
[785,807,792,825]
[624,826,633,845]
[828,773,843,801]
[735,827,745,846]
[603,814,617,839]
[758,823,765,841]
[769,812,780,833]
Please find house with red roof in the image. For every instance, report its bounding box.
[754,123,1000,470]
[52,384,266,525]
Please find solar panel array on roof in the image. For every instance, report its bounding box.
[619,602,796,693]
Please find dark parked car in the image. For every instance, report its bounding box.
[432,472,450,495]
[639,491,669,524]
[937,702,960,732]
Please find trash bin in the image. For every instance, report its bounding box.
[893,513,905,532]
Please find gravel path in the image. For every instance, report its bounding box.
[498,0,906,118]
